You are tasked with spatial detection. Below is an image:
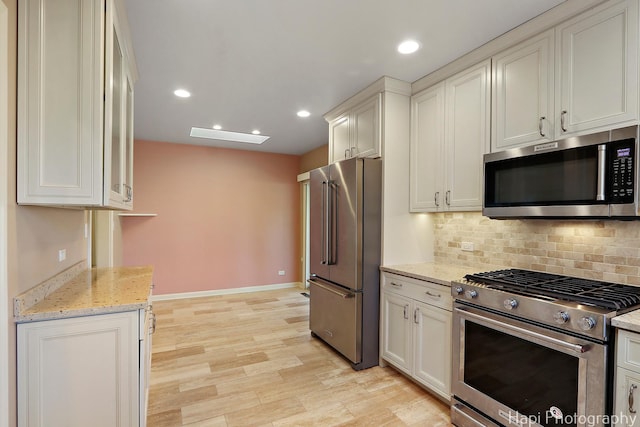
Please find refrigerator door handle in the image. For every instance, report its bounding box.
[327,180,336,265]
[322,181,329,265]
[308,278,354,299]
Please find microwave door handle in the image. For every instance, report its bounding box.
[597,144,606,201]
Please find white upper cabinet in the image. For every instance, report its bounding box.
[492,0,639,152]
[325,77,410,164]
[328,114,351,164]
[327,94,381,163]
[556,0,638,137]
[18,0,137,209]
[445,60,491,210]
[410,60,490,212]
[410,83,445,211]
[351,95,381,159]
[105,4,135,209]
[492,30,555,151]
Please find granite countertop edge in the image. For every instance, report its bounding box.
[14,262,154,323]
[380,262,478,287]
[14,303,148,324]
[612,310,640,333]
[382,262,640,333]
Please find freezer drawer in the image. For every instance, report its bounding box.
[309,279,362,364]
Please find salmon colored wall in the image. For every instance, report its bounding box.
[122,140,301,295]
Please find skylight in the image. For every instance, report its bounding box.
[190,127,270,144]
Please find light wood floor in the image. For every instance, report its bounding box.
[147,288,452,426]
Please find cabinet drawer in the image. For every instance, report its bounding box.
[382,273,452,311]
[618,330,640,371]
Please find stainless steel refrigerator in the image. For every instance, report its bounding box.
[308,157,381,370]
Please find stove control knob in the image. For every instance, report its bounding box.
[453,286,464,295]
[503,298,518,310]
[553,311,570,324]
[465,289,478,299]
[579,316,597,331]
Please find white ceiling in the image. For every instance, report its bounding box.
[124,0,565,156]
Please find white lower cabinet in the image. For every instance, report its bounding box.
[18,307,153,427]
[615,329,640,427]
[381,272,452,401]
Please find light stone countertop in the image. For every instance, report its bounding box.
[380,262,478,286]
[612,310,640,333]
[14,264,154,323]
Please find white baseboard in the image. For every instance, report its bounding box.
[151,282,303,302]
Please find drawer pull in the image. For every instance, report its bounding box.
[390,282,403,288]
[630,384,637,413]
[425,291,441,299]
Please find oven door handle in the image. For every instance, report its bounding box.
[457,306,591,355]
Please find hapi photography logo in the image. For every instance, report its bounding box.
[505,408,638,427]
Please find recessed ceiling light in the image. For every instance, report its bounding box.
[251,130,261,135]
[397,40,420,54]
[297,110,311,118]
[174,89,191,98]
[213,124,222,130]
[190,127,270,144]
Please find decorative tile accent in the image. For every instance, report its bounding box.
[433,212,640,285]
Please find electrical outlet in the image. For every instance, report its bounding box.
[461,242,474,252]
[58,249,67,262]
[278,270,285,276]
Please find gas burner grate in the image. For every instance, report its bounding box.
[464,269,640,310]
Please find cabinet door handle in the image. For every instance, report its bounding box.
[561,110,568,132]
[124,184,133,202]
[630,384,637,413]
[445,190,451,206]
[350,146,357,157]
[425,290,441,299]
[150,312,157,335]
[344,148,350,159]
[539,116,546,137]
[403,304,409,320]
[413,308,420,324]
[434,192,440,207]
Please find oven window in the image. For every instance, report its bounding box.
[465,321,578,427]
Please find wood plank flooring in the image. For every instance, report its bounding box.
[147,288,453,426]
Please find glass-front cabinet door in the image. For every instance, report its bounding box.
[105,0,133,209]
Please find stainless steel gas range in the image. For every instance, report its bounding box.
[451,269,640,427]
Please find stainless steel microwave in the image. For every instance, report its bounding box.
[483,126,639,218]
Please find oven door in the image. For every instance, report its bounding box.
[452,302,609,427]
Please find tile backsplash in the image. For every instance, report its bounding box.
[433,212,640,285]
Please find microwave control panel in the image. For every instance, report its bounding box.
[609,138,635,203]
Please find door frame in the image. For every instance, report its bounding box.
[297,173,311,289]
[0,2,10,423]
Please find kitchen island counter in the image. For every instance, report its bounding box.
[14,262,153,323]
[380,262,476,286]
